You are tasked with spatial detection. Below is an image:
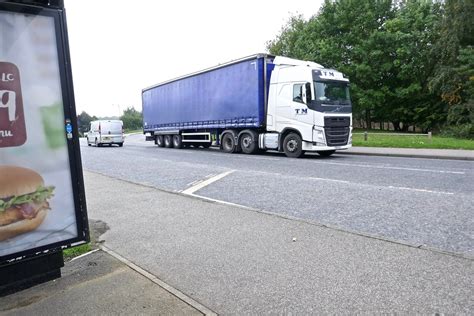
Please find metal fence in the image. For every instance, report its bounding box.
[353,131,433,142]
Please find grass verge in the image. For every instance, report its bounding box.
[63,243,92,261]
[124,129,142,134]
[352,131,474,150]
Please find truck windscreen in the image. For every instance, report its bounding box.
[308,81,352,113]
[314,81,350,104]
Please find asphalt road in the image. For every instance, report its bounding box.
[80,134,474,256]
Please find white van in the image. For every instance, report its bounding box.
[87,120,124,147]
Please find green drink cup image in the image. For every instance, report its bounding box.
[40,103,66,149]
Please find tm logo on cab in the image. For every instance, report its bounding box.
[295,108,308,115]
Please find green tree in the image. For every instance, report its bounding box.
[429,0,474,138]
[76,111,97,134]
[267,0,444,132]
[120,107,143,131]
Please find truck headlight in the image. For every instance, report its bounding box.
[313,127,325,142]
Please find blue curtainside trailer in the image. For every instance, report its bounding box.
[142,55,274,132]
[142,54,352,158]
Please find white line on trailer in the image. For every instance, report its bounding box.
[209,153,280,161]
[182,170,235,195]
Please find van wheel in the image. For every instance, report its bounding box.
[221,133,236,153]
[118,143,124,147]
[240,130,258,154]
[164,135,173,148]
[172,135,183,148]
[156,136,165,147]
[95,138,101,147]
[283,133,304,158]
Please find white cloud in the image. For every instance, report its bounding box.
[65,0,323,117]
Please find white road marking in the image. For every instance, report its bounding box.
[310,160,465,175]
[308,177,351,184]
[387,186,454,195]
[182,170,235,195]
[303,174,454,195]
[308,176,454,195]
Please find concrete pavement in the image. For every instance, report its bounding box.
[1,250,204,315]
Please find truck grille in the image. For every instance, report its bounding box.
[324,116,350,146]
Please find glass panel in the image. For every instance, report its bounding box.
[314,81,350,104]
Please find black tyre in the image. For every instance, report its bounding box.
[283,133,304,158]
[95,138,101,147]
[156,135,165,147]
[221,133,236,153]
[172,135,183,148]
[317,150,335,157]
[239,131,258,154]
[164,135,173,148]
[118,143,124,147]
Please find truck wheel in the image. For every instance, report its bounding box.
[240,131,258,154]
[317,150,335,157]
[283,133,304,158]
[164,135,173,148]
[221,133,236,153]
[156,135,165,147]
[172,135,183,148]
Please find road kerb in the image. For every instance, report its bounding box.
[100,245,218,316]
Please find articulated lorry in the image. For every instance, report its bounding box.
[142,54,352,158]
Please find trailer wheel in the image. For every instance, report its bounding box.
[283,133,304,158]
[164,135,173,148]
[222,133,236,153]
[156,135,165,147]
[172,135,183,148]
[317,150,335,157]
[240,130,258,154]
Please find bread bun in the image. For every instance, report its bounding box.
[0,208,48,241]
[0,165,44,199]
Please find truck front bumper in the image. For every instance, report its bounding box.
[302,141,351,152]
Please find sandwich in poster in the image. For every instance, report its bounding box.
[0,165,55,241]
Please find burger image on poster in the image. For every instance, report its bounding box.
[0,166,54,241]
[0,164,78,256]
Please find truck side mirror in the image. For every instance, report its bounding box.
[305,82,312,104]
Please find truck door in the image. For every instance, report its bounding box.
[274,82,314,140]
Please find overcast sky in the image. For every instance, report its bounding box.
[65,0,323,117]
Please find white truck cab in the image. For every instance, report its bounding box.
[87,120,124,147]
[265,56,352,157]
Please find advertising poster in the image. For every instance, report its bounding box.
[0,4,88,261]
